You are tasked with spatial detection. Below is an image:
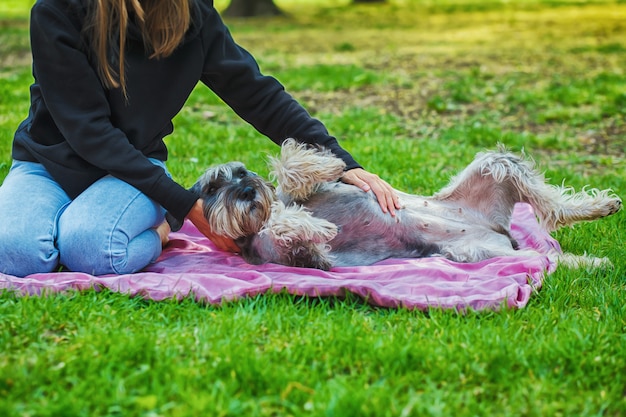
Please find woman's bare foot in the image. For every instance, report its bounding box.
[155,220,171,247]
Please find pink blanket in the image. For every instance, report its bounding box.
[0,204,560,311]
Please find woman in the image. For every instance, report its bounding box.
[0,0,399,277]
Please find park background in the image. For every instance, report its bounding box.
[0,0,625,416]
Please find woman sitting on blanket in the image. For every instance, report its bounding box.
[0,0,400,277]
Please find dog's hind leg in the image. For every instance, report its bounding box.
[253,201,338,269]
[270,138,346,202]
[433,146,622,232]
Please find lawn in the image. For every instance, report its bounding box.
[0,0,625,416]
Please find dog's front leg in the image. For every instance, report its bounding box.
[241,201,338,269]
[270,138,346,202]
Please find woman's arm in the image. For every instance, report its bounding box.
[197,5,400,214]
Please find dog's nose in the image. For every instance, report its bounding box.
[240,186,256,201]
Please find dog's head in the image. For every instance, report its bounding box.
[167,162,276,239]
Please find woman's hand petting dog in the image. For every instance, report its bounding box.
[188,199,241,253]
[341,168,401,217]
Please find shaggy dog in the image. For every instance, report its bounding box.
[168,139,621,270]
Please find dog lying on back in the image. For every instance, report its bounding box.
[168,139,621,270]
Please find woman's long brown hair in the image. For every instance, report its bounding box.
[87,0,193,97]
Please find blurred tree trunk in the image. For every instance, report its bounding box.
[223,0,283,17]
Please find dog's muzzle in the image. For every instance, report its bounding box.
[237,183,257,202]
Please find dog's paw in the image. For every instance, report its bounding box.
[289,243,334,270]
[264,201,338,246]
[270,138,346,201]
[605,198,622,216]
[588,197,622,220]
[586,189,622,218]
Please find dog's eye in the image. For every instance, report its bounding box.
[238,169,247,179]
[204,185,217,195]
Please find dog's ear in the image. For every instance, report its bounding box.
[165,212,184,232]
[189,182,203,196]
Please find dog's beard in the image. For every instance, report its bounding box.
[203,179,275,239]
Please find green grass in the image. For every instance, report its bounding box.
[1,1,625,416]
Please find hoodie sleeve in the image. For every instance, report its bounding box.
[198,5,362,171]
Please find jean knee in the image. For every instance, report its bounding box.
[0,227,59,277]
[58,221,162,275]
[57,221,112,275]
[57,175,166,275]
[111,229,163,274]
[0,160,68,276]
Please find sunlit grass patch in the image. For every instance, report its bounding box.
[272,64,386,91]
[223,2,626,165]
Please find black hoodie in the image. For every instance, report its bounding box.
[12,0,361,221]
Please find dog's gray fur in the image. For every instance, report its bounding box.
[170,139,621,270]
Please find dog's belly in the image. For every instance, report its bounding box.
[298,183,513,266]
[297,185,440,265]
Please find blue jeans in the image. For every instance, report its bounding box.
[0,160,168,277]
